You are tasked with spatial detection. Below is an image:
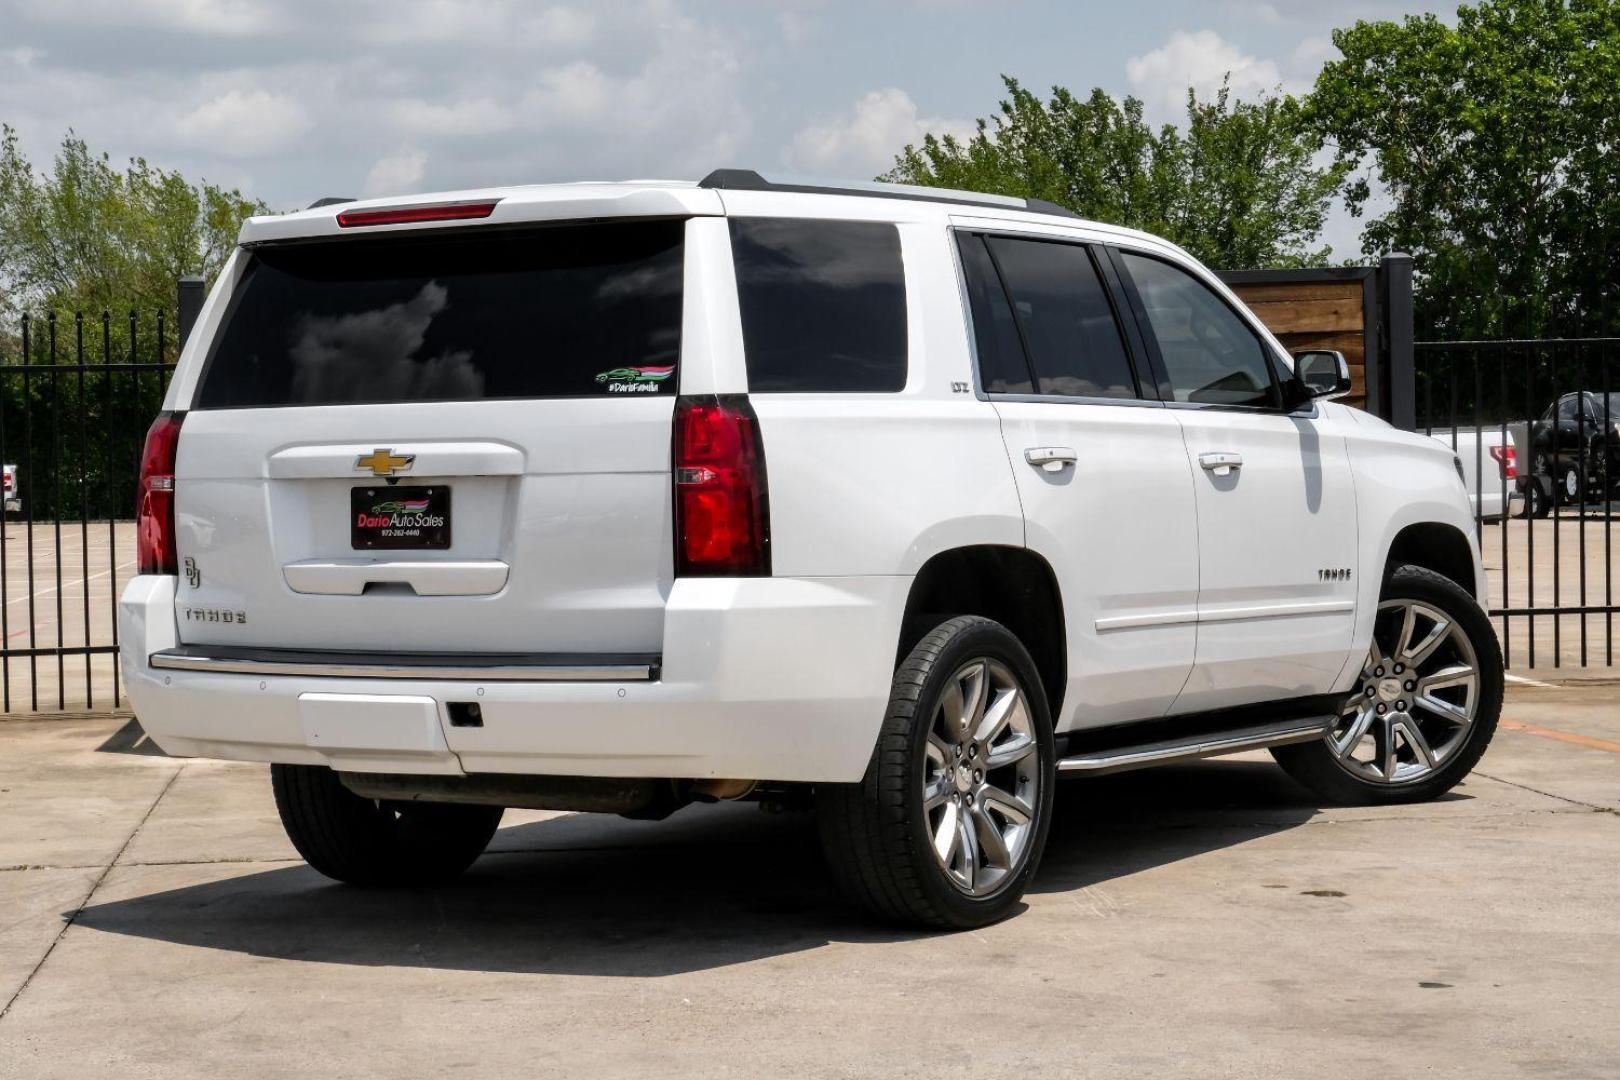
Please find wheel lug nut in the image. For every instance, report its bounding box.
[1376,703,1387,714]
[1375,667,1385,677]
[1405,680,1416,692]
[1396,701,1407,711]
[1365,686,1377,697]
[1394,664,1404,674]
[965,794,974,806]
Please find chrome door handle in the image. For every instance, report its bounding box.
[1025,446,1077,473]
[1199,451,1243,477]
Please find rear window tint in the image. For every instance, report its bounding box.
[195,220,684,409]
[730,218,907,393]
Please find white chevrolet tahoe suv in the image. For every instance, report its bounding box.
[121,170,1502,929]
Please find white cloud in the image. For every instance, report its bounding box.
[363,147,428,196]
[1126,29,1286,120]
[354,1,594,49]
[784,88,972,177]
[16,0,274,35]
[175,89,311,157]
[387,98,516,138]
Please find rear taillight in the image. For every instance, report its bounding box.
[1489,444,1518,480]
[136,411,185,575]
[673,395,769,577]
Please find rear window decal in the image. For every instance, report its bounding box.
[596,364,674,393]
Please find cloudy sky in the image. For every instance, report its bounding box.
[0,0,1456,257]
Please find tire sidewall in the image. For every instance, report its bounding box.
[898,618,1057,926]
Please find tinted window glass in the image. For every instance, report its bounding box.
[957,234,1032,394]
[731,218,907,392]
[987,237,1137,399]
[196,221,685,409]
[1120,251,1278,408]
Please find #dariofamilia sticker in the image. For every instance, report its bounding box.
[595,364,674,393]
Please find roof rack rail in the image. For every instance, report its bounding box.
[307,196,357,210]
[697,169,1080,220]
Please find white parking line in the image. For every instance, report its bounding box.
[1505,673,1560,689]
[3,560,135,608]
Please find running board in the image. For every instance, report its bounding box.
[1057,714,1335,776]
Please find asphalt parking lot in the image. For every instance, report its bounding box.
[0,681,1615,1079]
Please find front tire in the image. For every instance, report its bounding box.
[816,616,1056,929]
[1272,565,1502,805]
[271,764,503,886]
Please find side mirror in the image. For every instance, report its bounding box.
[1292,350,1352,402]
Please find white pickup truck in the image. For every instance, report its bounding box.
[1431,427,1527,520]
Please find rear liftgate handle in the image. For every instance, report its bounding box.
[1025,446,1078,473]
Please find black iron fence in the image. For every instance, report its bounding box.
[1415,337,1620,670]
[0,310,176,712]
[0,285,1616,714]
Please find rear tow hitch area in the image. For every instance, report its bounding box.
[338,773,760,820]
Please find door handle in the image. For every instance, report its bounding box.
[1025,446,1077,473]
[1199,451,1243,477]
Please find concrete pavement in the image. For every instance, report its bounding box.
[0,684,1617,1079]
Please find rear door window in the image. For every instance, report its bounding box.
[195,219,685,409]
[730,218,907,393]
[983,236,1139,399]
[957,235,1033,394]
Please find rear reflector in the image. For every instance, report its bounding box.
[673,395,770,577]
[137,411,185,575]
[336,200,499,228]
[1489,444,1518,479]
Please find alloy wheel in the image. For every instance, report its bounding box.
[1328,599,1480,785]
[921,658,1042,897]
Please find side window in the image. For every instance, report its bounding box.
[730,218,907,393]
[1557,396,1580,420]
[985,236,1138,399]
[957,234,1032,394]
[1118,251,1279,408]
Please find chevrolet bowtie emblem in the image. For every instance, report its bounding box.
[355,449,415,477]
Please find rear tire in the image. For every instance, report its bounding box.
[1521,479,1550,519]
[1272,565,1502,805]
[271,763,503,886]
[816,616,1056,930]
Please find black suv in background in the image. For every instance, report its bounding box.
[1527,391,1620,509]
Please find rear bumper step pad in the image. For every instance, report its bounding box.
[148,645,659,682]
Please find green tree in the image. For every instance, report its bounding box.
[1309,0,1620,338]
[0,126,269,354]
[886,77,1349,270]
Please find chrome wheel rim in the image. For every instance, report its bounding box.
[1329,599,1479,785]
[1566,469,1581,499]
[922,658,1041,897]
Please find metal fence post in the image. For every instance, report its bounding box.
[1382,253,1416,430]
[177,276,205,350]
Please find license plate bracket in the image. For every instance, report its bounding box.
[351,486,451,550]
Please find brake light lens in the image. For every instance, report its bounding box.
[136,411,185,575]
[673,396,770,576]
[1489,444,1518,480]
[336,200,499,228]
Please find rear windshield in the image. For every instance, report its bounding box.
[195,220,685,409]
